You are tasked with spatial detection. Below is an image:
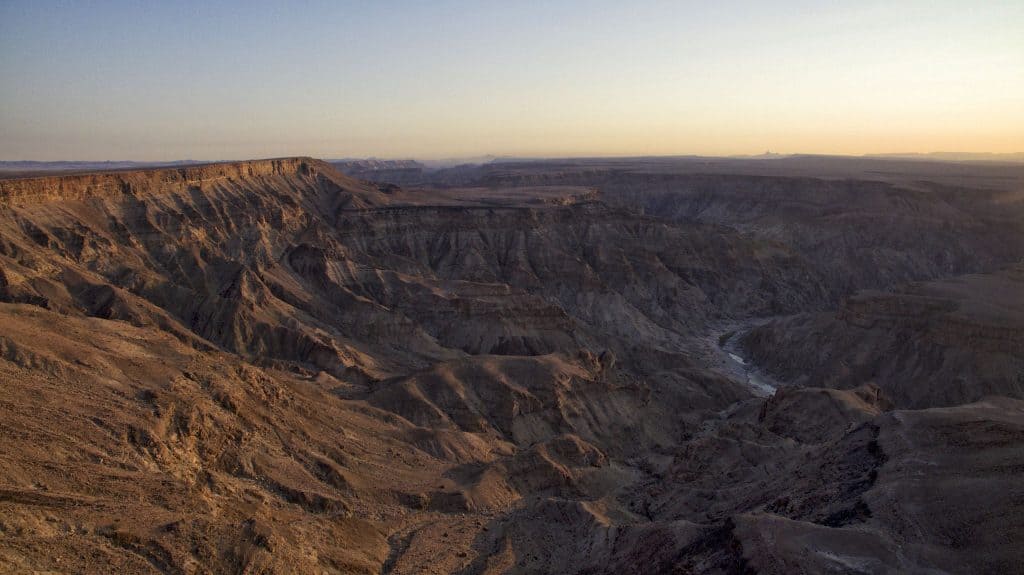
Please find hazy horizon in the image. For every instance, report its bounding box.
[2,0,1022,161]
[4,151,1024,166]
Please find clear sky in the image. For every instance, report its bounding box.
[1,0,1022,160]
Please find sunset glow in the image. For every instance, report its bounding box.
[2,0,1021,160]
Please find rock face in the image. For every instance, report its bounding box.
[1,157,1023,574]
[428,164,1024,302]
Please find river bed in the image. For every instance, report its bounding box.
[714,322,781,397]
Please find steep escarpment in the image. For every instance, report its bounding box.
[387,160,1024,303]
[0,158,407,378]
[0,157,386,208]
[599,174,1024,299]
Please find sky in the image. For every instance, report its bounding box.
[1,0,1022,161]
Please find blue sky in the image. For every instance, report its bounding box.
[1,0,1022,160]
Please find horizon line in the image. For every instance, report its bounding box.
[3,151,1024,165]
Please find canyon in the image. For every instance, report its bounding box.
[1,156,1023,574]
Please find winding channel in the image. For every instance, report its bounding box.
[711,322,782,397]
